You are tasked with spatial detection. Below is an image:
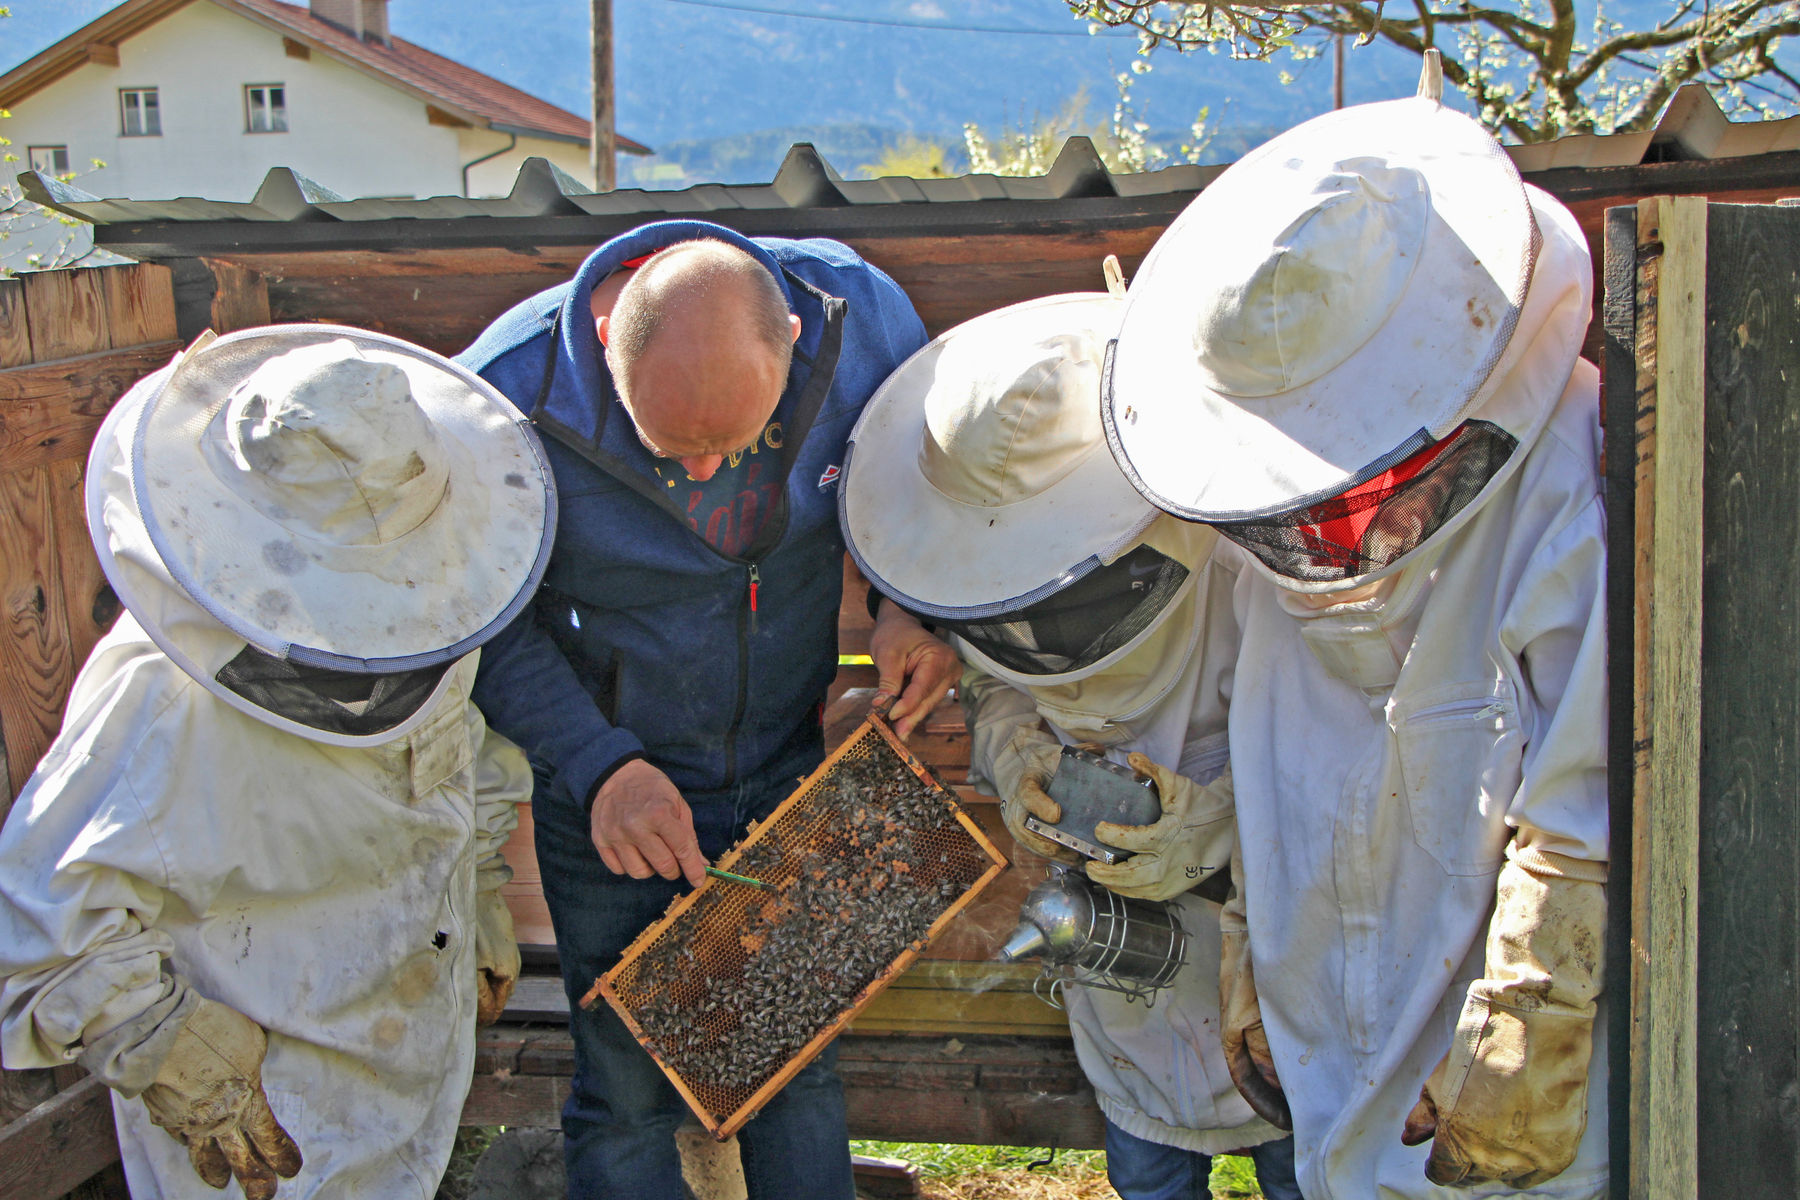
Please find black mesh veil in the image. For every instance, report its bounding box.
[1213,420,1517,585]
[930,543,1190,677]
[215,645,453,738]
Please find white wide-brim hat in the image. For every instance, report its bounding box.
[1105,95,1539,521]
[841,293,1158,615]
[97,324,555,672]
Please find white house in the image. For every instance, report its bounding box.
[0,0,648,218]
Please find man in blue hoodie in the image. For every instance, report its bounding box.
[459,222,955,1199]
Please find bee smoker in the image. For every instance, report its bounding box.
[1023,745,1162,864]
[995,867,1187,1007]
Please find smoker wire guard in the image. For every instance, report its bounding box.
[581,714,1010,1140]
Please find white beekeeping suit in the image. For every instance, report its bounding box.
[1104,89,1607,1199]
[0,328,555,1199]
[839,293,1290,1198]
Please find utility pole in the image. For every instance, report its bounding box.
[592,0,616,191]
[1332,31,1345,109]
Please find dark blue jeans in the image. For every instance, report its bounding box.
[534,772,854,1200]
[1104,1119,1304,1200]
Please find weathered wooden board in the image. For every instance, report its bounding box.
[1630,195,1707,1200]
[0,465,78,804]
[0,279,32,369]
[0,341,182,474]
[466,1027,1104,1148]
[49,455,114,685]
[100,263,178,348]
[232,228,1162,354]
[0,1074,120,1200]
[20,271,109,364]
[1693,203,1800,1198]
[203,257,271,333]
[1599,202,1637,1200]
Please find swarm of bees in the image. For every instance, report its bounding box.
[614,740,995,1116]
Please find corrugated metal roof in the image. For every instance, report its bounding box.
[16,84,1800,239]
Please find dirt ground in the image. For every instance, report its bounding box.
[437,1130,1269,1200]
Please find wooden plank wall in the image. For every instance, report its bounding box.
[0,263,185,1199]
[0,265,179,810]
[1693,202,1800,1197]
[210,228,1166,355]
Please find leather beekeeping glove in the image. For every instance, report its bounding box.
[991,725,1085,865]
[1401,840,1607,1188]
[1219,841,1291,1131]
[475,852,521,1027]
[1087,755,1235,901]
[140,996,304,1199]
[959,666,1080,866]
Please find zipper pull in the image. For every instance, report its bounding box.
[748,564,761,635]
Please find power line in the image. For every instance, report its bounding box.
[653,0,1140,38]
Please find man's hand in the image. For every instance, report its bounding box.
[590,759,708,888]
[869,598,960,740]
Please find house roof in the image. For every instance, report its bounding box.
[0,0,650,154]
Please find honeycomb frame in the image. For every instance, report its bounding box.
[583,714,1008,1139]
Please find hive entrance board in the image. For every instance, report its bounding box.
[585,715,1007,1139]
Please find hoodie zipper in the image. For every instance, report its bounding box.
[723,563,762,786]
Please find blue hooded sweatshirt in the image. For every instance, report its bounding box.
[458,221,926,816]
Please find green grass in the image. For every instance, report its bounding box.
[850,1140,1267,1197]
[850,1140,1106,1179]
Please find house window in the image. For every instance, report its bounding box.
[28,145,71,175]
[245,84,288,134]
[119,88,161,136]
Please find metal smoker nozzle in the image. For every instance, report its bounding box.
[995,867,1187,995]
[996,923,1048,963]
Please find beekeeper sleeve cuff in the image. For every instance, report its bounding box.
[469,711,530,889]
[75,972,202,1097]
[958,663,1046,797]
[469,605,647,820]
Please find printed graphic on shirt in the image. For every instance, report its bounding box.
[817,464,841,491]
[650,421,785,556]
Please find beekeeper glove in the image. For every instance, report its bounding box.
[961,665,1083,865]
[76,976,302,1197]
[142,996,303,1198]
[992,726,1085,865]
[1219,841,1292,1131]
[474,851,521,1027]
[1401,839,1607,1188]
[1087,756,1235,900]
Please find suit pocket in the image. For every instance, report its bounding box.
[1392,681,1521,875]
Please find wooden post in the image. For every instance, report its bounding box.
[591,0,616,191]
[1692,203,1800,1195]
[1627,196,1706,1200]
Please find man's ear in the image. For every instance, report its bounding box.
[789,313,802,344]
[597,314,612,348]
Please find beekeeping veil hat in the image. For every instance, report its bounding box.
[87,325,556,745]
[1104,83,1568,589]
[841,292,1214,699]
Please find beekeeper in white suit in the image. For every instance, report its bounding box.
[839,292,1299,1200]
[0,326,555,1199]
[1103,80,1609,1197]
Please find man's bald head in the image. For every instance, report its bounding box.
[598,240,800,480]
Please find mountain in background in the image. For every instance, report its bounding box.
[1,1,1784,193]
